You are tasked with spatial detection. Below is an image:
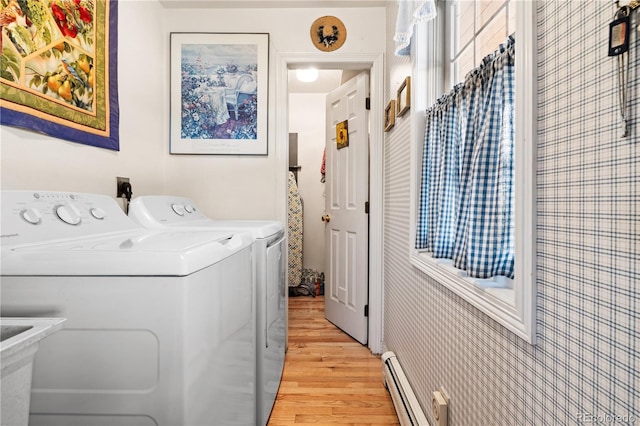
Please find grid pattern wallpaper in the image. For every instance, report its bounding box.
[383,1,639,425]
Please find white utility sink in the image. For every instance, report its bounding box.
[1,317,66,426]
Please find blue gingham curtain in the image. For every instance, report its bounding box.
[416,36,515,279]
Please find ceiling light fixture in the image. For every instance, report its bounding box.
[296,68,319,83]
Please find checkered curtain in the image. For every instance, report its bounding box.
[416,36,515,279]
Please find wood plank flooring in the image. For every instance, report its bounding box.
[267,296,400,426]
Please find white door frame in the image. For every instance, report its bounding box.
[275,51,384,354]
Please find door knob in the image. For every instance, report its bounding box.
[321,214,331,223]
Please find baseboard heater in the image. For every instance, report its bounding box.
[382,351,430,426]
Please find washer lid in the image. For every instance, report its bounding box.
[1,229,253,277]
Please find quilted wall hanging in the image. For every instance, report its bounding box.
[0,0,119,151]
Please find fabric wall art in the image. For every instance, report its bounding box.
[0,0,119,151]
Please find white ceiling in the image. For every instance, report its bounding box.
[159,0,388,8]
[288,69,343,94]
[287,69,369,93]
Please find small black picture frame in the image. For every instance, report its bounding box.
[608,15,630,56]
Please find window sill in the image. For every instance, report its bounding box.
[410,251,533,343]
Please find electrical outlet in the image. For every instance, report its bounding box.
[432,390,448,426]
[116,177,130,198]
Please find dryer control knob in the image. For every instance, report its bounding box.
[21,207,42,225]
[184,204,194,214]
[56,204,82,225]
[171,204,185,216]
[90,207,106,220]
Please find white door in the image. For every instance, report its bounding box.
[324,72,369,344]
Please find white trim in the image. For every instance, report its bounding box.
[274,52,290,350]
[409,5,438,262]
[275,53,289,231]
[409,1,537,344]
[275,51,385,354]
[514,0,537,344]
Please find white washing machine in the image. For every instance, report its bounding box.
[0,190,257,426]
[128,195,286,426]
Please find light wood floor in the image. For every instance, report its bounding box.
[267,296,400,426]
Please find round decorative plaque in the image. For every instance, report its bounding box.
[310,16,347,52]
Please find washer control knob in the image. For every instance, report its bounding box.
[21,207,42,225]
[171,203,185,216]
[56,204,82,225]
[184,204,194,214]
[90,207,106,220]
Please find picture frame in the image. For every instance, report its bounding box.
[397,76,411,117]
[170,32,269,155]
[384,100,395,132]
[608,15,630,56]
[336,119,349,149]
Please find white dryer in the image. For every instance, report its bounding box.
[128,195,286,426]
[0,191,257,426]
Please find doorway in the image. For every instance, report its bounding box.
[286,68,348,294]
[275,53,384,354]
[288,69,369,343]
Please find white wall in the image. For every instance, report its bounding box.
[1,1,167,211]
[289,93,326,274]
[162,7,386,221]
[1,3,385,222]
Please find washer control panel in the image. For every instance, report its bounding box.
[129,195,208,228]
[2,191,139,246]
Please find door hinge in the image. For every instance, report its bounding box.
[365,97,371,110]
[365,201,369,214]
[364,304,369,317]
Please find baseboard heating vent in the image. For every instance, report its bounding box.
[382,351,430,426]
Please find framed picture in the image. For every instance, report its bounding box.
[608,15,630,56]
[336,119,349,149]
[397,76,411,117]
[170,33,269,155]
[384,100,395,132]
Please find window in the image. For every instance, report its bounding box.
[410,1,536,343]
[447,1,516,87]
[416,35,515,280]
